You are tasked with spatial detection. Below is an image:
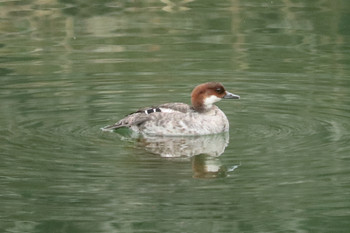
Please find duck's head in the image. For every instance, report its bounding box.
[191,82,240,112]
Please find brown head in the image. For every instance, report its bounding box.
[191,82,240,112]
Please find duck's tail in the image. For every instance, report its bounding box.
[100,123,124,132]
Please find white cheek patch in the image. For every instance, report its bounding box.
[204,95,222,105]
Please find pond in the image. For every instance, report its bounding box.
[1,0,350,232]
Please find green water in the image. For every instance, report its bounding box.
[1,0,350,232]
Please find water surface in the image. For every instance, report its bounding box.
[1,0,350,232]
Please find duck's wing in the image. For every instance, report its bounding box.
[156,102,192,113]
[101,102,192,131]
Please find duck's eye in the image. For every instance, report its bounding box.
[216,88,223,94]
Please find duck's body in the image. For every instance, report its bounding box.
[102,82,239,136]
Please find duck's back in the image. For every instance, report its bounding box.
[102,102,191,131]
[102,102,229,136]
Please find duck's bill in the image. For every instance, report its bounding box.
[223,91,240,99]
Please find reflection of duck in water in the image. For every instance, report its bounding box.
[135,133,240,178]
[102,82,239,136]
[192,154,228,179]
[137,132,229,158]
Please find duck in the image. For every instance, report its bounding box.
[102,82,240,136]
